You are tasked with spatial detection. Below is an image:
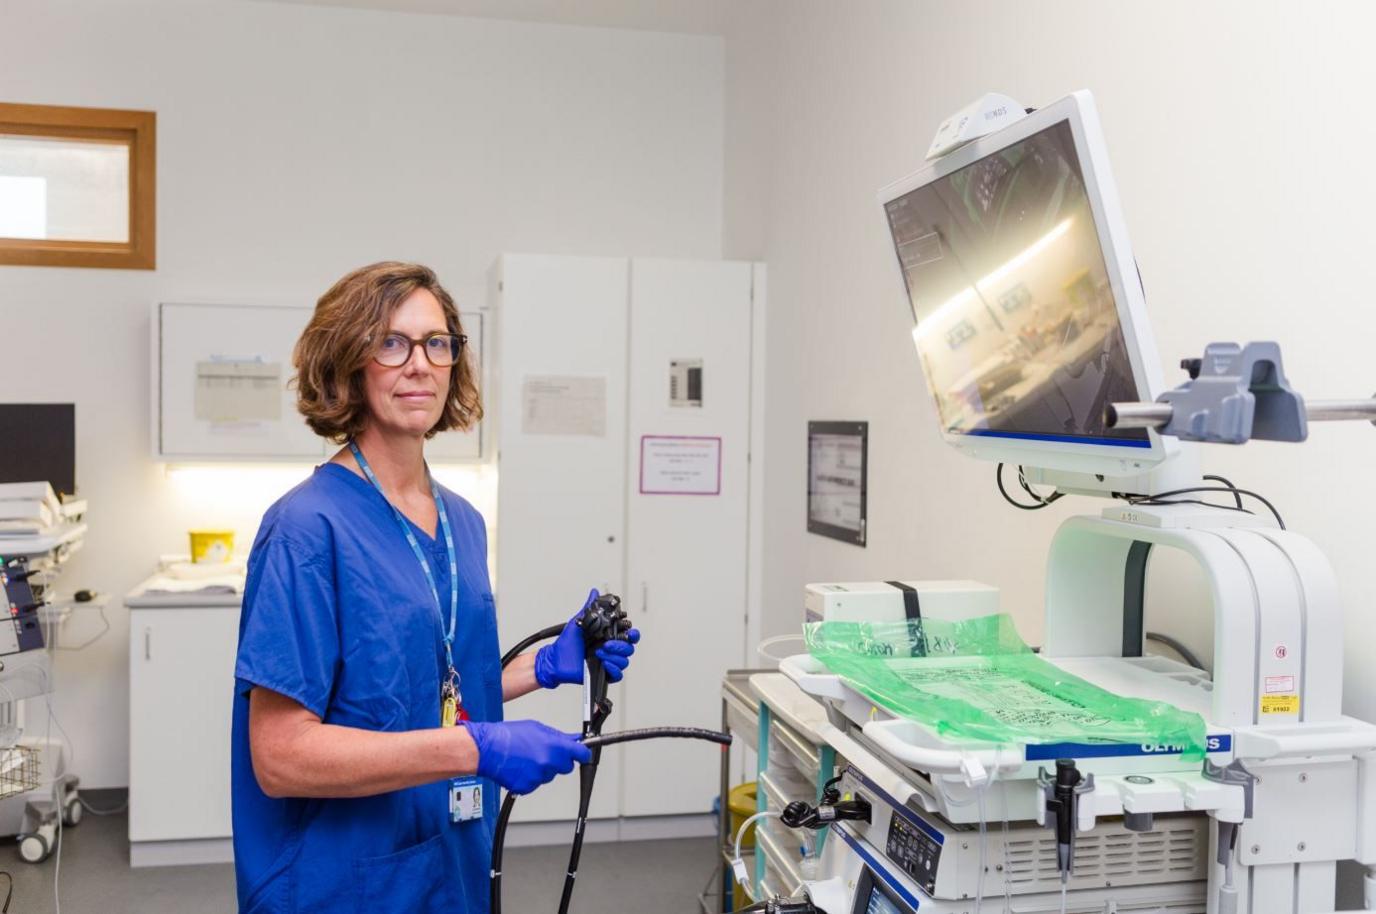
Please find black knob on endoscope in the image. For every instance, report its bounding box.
[1182,357,1203,380]
[579,593,631,654]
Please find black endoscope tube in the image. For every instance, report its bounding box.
[490,792,519,914]
[557,619,615,914]
[499,624,563,670]
[490,627,561,914]
[582,727,732,750]
[489,727,729,914]
[489,620,732,914]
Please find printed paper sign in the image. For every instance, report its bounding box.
[639,436,721,496]
[195,359,282,423]
[521,376,607,437]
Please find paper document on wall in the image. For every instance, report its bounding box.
[195,359,282,423]
[521,376,607,437]
[640,436,721,495]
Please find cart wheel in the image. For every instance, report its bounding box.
[18,832,48,864]
[63,798,82,828]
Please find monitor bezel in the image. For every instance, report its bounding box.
[878,90,1176,477]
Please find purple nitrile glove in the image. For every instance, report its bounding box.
[533,589,641,688]
[462,719,591,795]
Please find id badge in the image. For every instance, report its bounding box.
[449,776,483,823]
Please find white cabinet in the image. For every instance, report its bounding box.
[153,303,487,462]
[491,255,630,822]
[619,259,754,817]
[128,603,240,851]
[491,254,764,822]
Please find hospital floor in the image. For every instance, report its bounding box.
[6,796,722,913]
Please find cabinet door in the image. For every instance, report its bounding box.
[426,310,486,462]
[494,254,629,822]
[620,259,754,817]
[128,608,241,841]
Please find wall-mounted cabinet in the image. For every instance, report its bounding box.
[151,302,485,462]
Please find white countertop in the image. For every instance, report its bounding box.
[126,569,244,609]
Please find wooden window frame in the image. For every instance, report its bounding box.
[0,102,156,270]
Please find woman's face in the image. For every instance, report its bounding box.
[361,288,452,440]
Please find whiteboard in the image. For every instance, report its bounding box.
[155,303,485,461]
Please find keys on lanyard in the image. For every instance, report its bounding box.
[441,668,468,726]
[348,440,466,727]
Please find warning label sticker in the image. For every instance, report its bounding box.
[1264,675,1296,694]
[1261,694,1300,715]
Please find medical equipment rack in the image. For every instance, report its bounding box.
[747,673,838,907]
[704,669,769,914]
[0,522,89,863]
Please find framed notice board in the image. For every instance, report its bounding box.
[807,420,868,546]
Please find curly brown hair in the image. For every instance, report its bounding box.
[293,261,483,443]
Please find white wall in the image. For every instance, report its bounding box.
[0,0,724,787]
[723,0,1376,729]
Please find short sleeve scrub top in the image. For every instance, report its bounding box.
[230,463,502,913]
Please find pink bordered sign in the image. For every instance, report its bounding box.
[639,435,722,496]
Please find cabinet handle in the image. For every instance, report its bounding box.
[641,582,648,614]
[144,627,151,661]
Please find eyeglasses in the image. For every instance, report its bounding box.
[373,332,467,368]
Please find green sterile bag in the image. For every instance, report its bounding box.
[804,614,1206,760]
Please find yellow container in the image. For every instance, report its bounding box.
[727,782,757,908]
[189,530,235,564]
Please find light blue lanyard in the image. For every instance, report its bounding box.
[348,440,459,677]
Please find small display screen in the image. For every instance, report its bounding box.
[883,119,1148,448]
[865,883,907,914]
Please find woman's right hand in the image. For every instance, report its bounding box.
[462,720,592,794]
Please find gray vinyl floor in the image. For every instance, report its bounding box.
[6,805,723,913]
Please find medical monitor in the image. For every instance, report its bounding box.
[849,865,917,914]
[880,91,1174,477]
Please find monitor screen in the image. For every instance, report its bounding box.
[864,881,909,914]
[0,403,76,495]
[883,119,1149,449]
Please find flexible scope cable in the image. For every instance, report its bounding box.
[489,625,731,914]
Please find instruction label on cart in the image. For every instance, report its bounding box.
[1260,694,1300,715]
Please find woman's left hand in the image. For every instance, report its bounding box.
[534,589,641,688]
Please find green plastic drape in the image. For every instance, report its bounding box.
[805,614,1205,759]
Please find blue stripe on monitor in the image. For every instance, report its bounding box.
[964,428,1152,448]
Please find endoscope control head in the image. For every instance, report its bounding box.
[578,592,632,655]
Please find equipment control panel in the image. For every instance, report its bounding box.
[885,813,942,894]
[0,558,46,656]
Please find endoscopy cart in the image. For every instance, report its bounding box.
[0,520,88,864]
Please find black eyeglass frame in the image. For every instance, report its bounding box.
[372,332,468,368]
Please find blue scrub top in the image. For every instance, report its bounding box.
[231,463,503,914]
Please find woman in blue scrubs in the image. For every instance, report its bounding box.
[230,262,639,913]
